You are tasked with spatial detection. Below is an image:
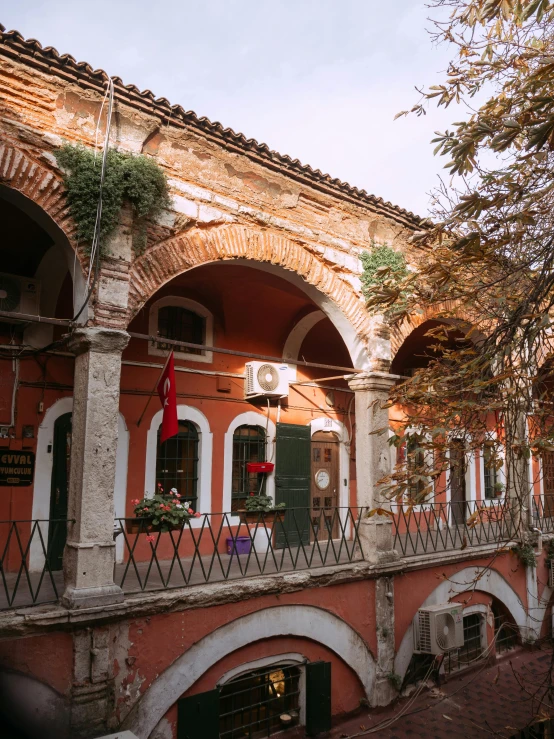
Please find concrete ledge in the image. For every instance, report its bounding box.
[0,544,514,636]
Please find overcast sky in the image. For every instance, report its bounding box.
[2,1,458,217]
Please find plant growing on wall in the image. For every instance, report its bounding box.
[56,144,171,256]
[360,243,407,306]
[513,542,537,568]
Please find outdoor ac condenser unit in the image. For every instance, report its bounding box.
[0,273,40,318]
[414,603,464,654]
[245,362,289,398]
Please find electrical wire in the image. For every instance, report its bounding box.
[72,76,114,324]
[343,625,506,738]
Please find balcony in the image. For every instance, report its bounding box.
[0,508,365,610]
[0,500,530,611]
[391,499,520,557]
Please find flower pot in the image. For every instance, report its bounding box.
[125,519,185,534]
[237,510,286,527]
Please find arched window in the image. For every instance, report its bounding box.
[232,425,266,511]
[156,420,199,505]
[157,305,205,355]
[148,296,214,363]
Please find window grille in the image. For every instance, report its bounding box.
[156,420,199,506]
[232,425,266,511]
[157,305,205,355]
[219,664,300,739]
[483,444,499,500]
[406,435,428,503]
[492,602,519,654]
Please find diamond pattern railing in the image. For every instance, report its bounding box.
[114,507,366,595]
[391,499,520,557]
[531,495,554,534]
[0,519,69,610]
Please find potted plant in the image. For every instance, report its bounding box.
[494,482,505,498]
[238,494,286,526]
[126,484,201,534]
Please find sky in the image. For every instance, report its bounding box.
[1,1,459,217]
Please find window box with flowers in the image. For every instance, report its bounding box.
[126,484,201,534]
[238,494,286,526]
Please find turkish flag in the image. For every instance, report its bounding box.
[157,351,179,442]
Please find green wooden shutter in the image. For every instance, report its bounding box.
[177,689,219,739]
[275,422,311,547]
[306,661,332,736]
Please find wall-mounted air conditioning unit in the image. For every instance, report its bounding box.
[245,362,289,398]
[0,273,40,318]
[414,603,464,654]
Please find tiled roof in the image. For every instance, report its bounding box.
[0,25,425,231]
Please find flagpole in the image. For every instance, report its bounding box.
[136,351,172,428]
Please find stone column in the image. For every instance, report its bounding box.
[348,372,400,565]
[372,577,398,706]
[62,327,129,609]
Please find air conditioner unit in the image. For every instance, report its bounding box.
[414,603,464,654]
[0,273,40,318]
[245,362,289,398]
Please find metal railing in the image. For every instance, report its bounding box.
[531,495,554,534]
[0,519,68,610]
[113,507,365,595]
[391,499,519,557]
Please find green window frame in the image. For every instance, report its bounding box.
[232,425,266,512]
[219,664,300,739]
[157,305,205,355]
[156,420,199,506]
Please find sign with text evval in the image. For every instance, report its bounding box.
[0,451,35,486]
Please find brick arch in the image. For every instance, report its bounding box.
[128,224,373,363]
[390,300,468,357]
[0,143,81,256]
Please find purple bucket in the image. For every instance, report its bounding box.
[226,536,251,556]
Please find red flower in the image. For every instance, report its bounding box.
[145,535,156,543]
[131,498,140,505]
[143,507,149,512]
[188,508,193,514]
[194,512,201,518]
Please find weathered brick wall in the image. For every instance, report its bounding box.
[0,31,423,367]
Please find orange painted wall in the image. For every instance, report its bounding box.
[0,631,73,695]
[114,580,376,723]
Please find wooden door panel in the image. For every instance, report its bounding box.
[275,423,311,547]
[311,432,339,540]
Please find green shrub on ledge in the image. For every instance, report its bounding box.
[56,144,170,255]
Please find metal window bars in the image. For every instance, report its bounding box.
[113,507,365,595]
[391,499,520,557]
[219,664,301,739]
[0,519,70,610]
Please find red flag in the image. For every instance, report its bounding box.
[157,351,178,442]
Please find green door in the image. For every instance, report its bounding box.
[47,412,72,571]
[275,423,311,547]
[178,689,219,739]
[306,661,332,736]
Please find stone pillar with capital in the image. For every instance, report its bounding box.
[348,371,399,565]
[62,327,129,609]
